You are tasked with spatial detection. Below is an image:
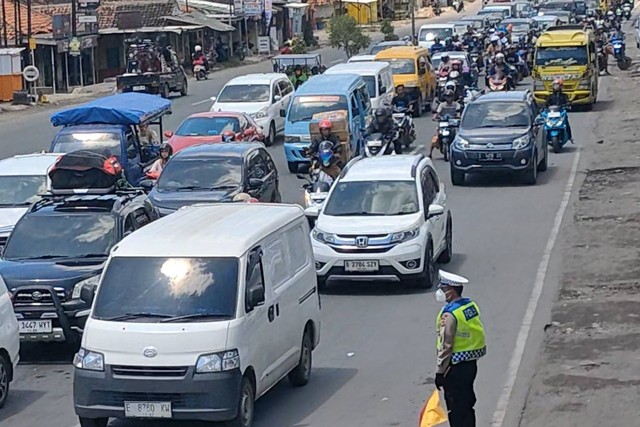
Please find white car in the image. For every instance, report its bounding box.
[312,154,452,289]
[0,275,19,408]
[211,73,294,146]
[0,153,60,250]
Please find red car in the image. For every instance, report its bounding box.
[164,112,265,153]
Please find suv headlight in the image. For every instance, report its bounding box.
[390,227,420,243]
[73,348,104,371]
[253,107,269,119]
[454,135,469,150]
[72,275,100,299]
[511,134,530,150]
[196,350,240,373]
[312,229,336,244]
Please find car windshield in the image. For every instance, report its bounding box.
[218,84,270,103]
[419,27,453,41]
[52,132,121,158]
[370,44,399,55]
[542,2,571,10]
[157,157,242,191]
[383,58,416,75]
[504,22,531,32]
[535,46,588,66]
[478,8,505,15]
[3,214,116,260]
[92,257,239,321]
[0,176,47,207]
[462,102,531,129]
[288,95,348,123]
[323,180,419,216]
[175,117,240,136]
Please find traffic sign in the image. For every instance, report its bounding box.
[22,65,40,82]
[69,37,81,56]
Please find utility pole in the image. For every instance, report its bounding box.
[26,0,32,65]
[411,0,416,45]
[1,0,7,47]
[71,0,77,87]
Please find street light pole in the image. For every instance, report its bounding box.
[411,0,416,45]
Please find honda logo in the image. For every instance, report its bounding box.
[355,236,368,247]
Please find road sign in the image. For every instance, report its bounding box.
[78,14,97,23]
[29,37,36,50]
[69,37,81,56]
[22,65,40,82]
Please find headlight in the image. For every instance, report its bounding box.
[253,107,269,119]
[73,348,105,371]
[285,135,301,144]
[533,81,545,91]
[578,78,590,90]
[196,350,240,373]
[312,229,336,244]
[72,275,100,299]
[511,134,530,150]
[454,135,469,150]
[390,227,420,243]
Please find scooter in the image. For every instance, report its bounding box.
[363,132,396,157]
[488,73,509,91]
[296,160,334,227]
[392,105,416,148]
[435,115,460,162]
[611,35,632,70]
[541,106,569,153]
[192,57,208,80]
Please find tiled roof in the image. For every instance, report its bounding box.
[0,1,52,39]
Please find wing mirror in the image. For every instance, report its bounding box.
[534,116,544,126]
[246,285,265,311]
[80,283,97,305]
[164,130,173,138]
[427,204,445,219]
[273,94,282,103]
[248,178,264,189]
[210,96,217,102]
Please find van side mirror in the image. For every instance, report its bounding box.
[280,109,286,117]
[427,204,445,219]
[80,283,96,305]
[246,285,265,311]
[379,85,386,94]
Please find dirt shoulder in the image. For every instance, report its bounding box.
[518,52,640,425]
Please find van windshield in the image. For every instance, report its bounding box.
[385,58,416,75]
[288,95,348,123]
[52,132,121,158]
[419,27,453,41]
[92,257,239,322]
[535,46,588,66]
[362,76,376,97]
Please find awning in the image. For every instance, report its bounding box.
[342,0,377,4]
[163,12,236,32]
[0,47,25,55]
[99,25,203,35]
[284,3,310,9]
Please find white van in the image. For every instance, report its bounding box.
[0,275,19,409]
[73,203,321,427]
[348,54,376,63]
[324,62,395,110]
[418,23,456,49]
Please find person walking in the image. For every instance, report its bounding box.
[434,270,487,427]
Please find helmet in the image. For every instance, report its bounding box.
[552,78,563,91]
[375,107,390,122]
[490,34,499,43]
[233,193,259,203]
[444,80,457,91]
[319,119,332,130]
[434,36,440,43]
[496,53,505,61]
[451,59,462,69]
[194,45,202,52]
[607,10,614,16]
[159,142,173,157]
[222,130,236,142]
[444,89,455,100]
[445,37,452,44]
[450,70,460,79]
[441,54,450,62]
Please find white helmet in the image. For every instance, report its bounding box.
[496,52,505,60]
[444,80,457,91]
[607,10,614,16]
[449,70,460,79]
[195,45,202,52]
[490,34,500,42]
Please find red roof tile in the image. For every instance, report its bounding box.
[0,1,52,39]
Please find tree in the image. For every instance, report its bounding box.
[380,19,399,41]
[328,15,371,58]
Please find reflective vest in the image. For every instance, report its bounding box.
[436,298,486,364]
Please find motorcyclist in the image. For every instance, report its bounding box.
[545,78,573,143]
[489,53,513,89]
[392,84,412,110]
[431,90,461,158]
[192,45,209,71]
[367,107,402,154]
[308,120,342,179]
[222,130,236,142]
[444,37,455,51]
[289,65,308,89]
[147,143,173,177]
[430,36,445,54]
[437,53,452,73]
[486,34,502,57]
[309,119,342,158]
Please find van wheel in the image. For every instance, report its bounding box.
[78,418,108,427]
[0,354,10,409]
[288,331,313,387]
[227,377,254,427]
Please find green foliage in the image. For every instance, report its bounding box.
[291,36,307,54]
[381,19,399,41]
[328,15,371,58]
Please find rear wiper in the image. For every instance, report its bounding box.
[174,185,215,191]
[73,253,107,258]
[160,313,232,323]
[102,312,173,321]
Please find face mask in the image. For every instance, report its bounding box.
[435,289,447,303]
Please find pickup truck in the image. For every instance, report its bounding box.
[117,70,188,98]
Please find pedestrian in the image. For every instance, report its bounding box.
[434,270,487,427]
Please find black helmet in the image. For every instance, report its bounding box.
[159,142,173,157]
[375,107,390,120]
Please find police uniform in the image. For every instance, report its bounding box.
[435,270,486,427]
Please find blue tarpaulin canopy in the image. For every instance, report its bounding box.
[51,93,172,127]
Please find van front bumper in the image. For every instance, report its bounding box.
[74,366,242,422]
[534,90,594,105]
[284,141,311,163]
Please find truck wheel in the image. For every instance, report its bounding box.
[161,83,170,99]
[78,418,108,427]
[0,354,10,409]
[227,377,254,427]
[180,78,188,96]
[288,330,313,387]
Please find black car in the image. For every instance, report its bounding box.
[450,90,548,186]
[1,190,156,344]
[148,142,281,217]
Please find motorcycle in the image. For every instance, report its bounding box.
[192,57,208,80]
[297,143,337,226]
[433,3,442,16]
[488,72,509,91]
[363,132,396,157]
[453,0,464,13]
[434,114,460,162]
[611,35,632,70]
[541,106,569,153]
[392,105,416,148]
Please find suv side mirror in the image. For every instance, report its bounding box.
[80,283,96,305]
[273,94,282,103]
[427,204,445,219]
[164,130,173,138]
[246,285,265,311]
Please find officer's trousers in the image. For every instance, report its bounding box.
[443,360,478,427]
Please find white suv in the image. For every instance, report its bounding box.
[0,275,19,408]
[312,154,452,289]
[211,73,294,146]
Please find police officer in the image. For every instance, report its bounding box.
[435,270,487,427]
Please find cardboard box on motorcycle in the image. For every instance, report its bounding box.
[309,110,352,166]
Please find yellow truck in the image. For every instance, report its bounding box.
[532,28,598,108]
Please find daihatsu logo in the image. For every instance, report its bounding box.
[143,347,158,358]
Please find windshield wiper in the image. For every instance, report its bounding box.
[331,211,380,216]
[0,202,31,207]
[385,211,418,216]
[8,255,67,261]
[102,312,173,321]
[173,185,216,191]
[73,253,108,258]
[160,313,232,323]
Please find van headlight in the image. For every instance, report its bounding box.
[511,134,530,150]
[578,78,591,90]
[72,275,100,299]
[390,227,420,243]
[312,229,336,244]
[533,81,545,91]
[454,135,469,150]
[196,350,240,373]
[73,348,105,371]
[253,107,269,119]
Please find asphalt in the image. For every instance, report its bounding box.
[0,5,601,427]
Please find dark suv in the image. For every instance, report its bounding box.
[148,142,281,217]
[450,90,548,186]
[0,190,157,344]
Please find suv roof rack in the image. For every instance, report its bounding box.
[411,153,425,178]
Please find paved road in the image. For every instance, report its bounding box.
[0,8,599,427]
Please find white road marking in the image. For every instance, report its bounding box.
[490,147,582,426]
[191,98,213,106]
[330,59,344,64]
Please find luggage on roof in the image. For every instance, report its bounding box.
[48,151,126,194]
